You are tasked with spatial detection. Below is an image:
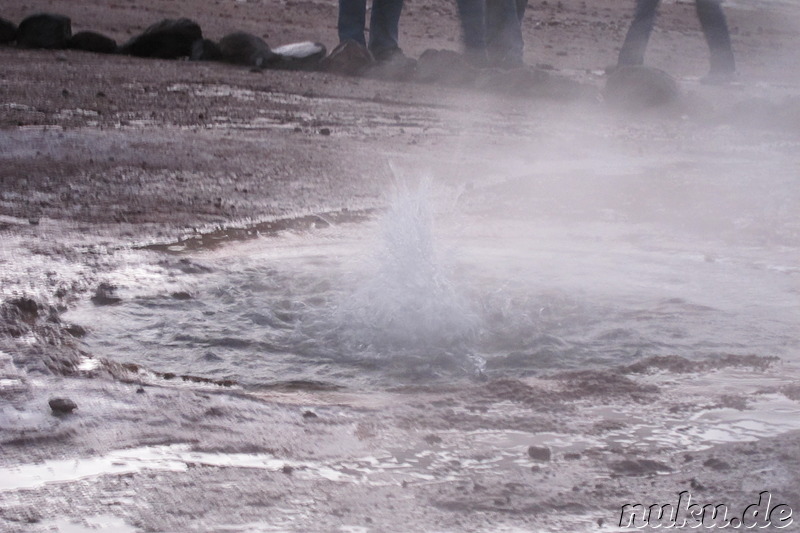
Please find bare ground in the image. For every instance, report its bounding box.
[2,0,800,531]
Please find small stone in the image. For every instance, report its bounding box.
[49,397,77,414]
[702,457,731,471]
[527,445,552,462]
[282,464,294,475]
[319,128,331,136]
[65,324,87,337]
[136,387,145,394]
[302,410,318,419]
[171,291,192,300]
[91,282,121,306]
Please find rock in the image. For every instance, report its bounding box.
[302,410,318,419]
[190,38,223,62]
[365,52,417,82]
[67,31,117,54]
[282,464,294,475]
[218,32,279,68]
[703,457,731,471]
[91,282,121,306]
[120,18,202,59]
[527,445,552,462]
[272,41,327,71]
[171,291,192,300]
[604,65,680,110]
[49,397,77,414]
[320,39,373,77]
[414,49,478,86]
[16,13,72,49]
[0,17,17,44]
[64,324,87,338]
[609,458,672,476]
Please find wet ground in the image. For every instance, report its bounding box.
[3,0,800,531]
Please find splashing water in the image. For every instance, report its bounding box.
[327,180,484,376]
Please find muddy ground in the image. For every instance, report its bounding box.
[2,0,800,531]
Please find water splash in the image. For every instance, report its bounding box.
[331,179,483,376]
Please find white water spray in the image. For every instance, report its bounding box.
[334,179,482,373]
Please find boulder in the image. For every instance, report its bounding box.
[320,39,373,77]
[272,41,326,71]
[604,65,680,110]
[120,18,202,59]
[190,38,223,62]
[218,32,278,68]
[414,49,478,86]
[67,31,117,54]
[0,17,16,44]
[16,13,72,49]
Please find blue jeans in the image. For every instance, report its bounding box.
[456,0,527,66]
[338,0,404,58]
[618,0,735,74]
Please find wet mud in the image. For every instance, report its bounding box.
[2,0,800,531]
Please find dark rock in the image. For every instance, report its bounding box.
[218,32,279,68]
[49,397,77,414]
[604,65,680,110]
[319,128,331,136]
[91,282,121,306]
[527,445,552,462]
[302,410,318,419]
[67,31,117,54]
[563,452,582,460]
[282,464,294,474]
[365,52,417,82]
[423,434,443,445]
[64,324,87,338]
[171,291,192,300]
[190,38,223,62]
[136,387,145,394]
[321,39,373,76]
[702,457,731,471]
[610,458,672,476]
[272,41,326,71]
[17,13,71,49]
[415,49,478,86]
[0,17,17,44]
[120,18,202,59]
[10,297,39,322]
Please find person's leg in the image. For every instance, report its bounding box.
[486,0,525,67]
[617,0,660,66]
[695,0,735,74]
[368,0,404,58]
[456,0,487,59]
[338,0,368,46]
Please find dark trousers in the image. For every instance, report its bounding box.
[338,0,404,57]
[456,0,528,66]
[618,0,735,74]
